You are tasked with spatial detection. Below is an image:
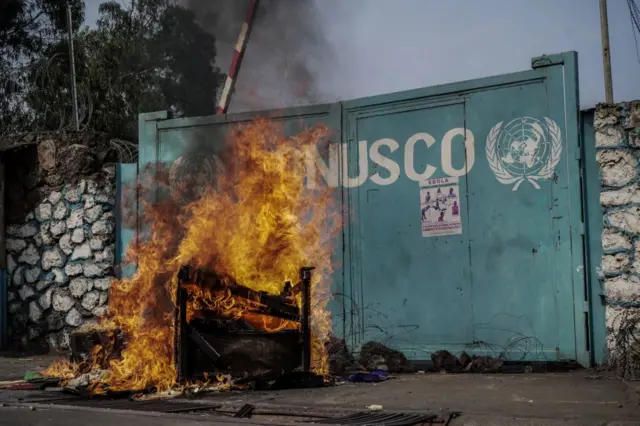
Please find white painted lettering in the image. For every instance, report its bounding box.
[441,128,475,177]
[405,133,437,182]
[305,143,340,189]
[369,138,401,186]
[341,141,369,188]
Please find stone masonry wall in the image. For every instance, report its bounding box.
[595,101,640,374]
[2,131,123,353]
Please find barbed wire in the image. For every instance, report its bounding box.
[0,51,95,136]
[606,306,640,380]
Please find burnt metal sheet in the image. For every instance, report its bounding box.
[309,411,441,425]
[27,397,220,413]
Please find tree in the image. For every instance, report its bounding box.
[1,0,222,140]
[0,0,84,133]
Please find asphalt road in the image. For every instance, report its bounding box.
[0,406,270,426]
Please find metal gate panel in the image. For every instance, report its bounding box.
[341,52,586,364]
[134,103,345,316]
[344,100,474,357]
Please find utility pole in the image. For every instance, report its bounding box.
[599,0,614,103]
[67,2,80,130]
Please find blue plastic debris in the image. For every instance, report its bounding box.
[346,369,389,383]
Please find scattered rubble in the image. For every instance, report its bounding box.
[358,341,413,373]
[431,350,504,373]
[326,334,361,375]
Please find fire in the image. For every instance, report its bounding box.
[43,119,341,393]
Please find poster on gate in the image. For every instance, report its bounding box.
[419,177,462,237]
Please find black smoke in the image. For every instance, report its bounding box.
[182,0,334,113]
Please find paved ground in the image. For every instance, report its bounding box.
[0,353,59,381]
[1,355,640,425]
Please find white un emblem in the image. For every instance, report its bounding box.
[485,117,563,191]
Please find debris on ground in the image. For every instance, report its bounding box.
[66,370,108,390]
[432,350,463,372]
[347,369,389,383]
[358,341,413,373]
[465,355,504,373]
[431,350,504,373]
[326,334,361,376]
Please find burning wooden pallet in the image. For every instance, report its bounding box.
[174,265,315,384]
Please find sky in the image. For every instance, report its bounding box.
[84,0,640,109]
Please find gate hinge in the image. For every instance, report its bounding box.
[579,222,585,236]
[583,300,589,312]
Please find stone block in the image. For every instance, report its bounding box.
[602,253,630,275]
[11,267,23,287]
[51,268,67,284]
[59,234,73,255]
[601,185,640,206]
[48,191,62,205]
[66,208,84,229]
[603,229,631,252]
[38,223,54,246]
[42,248,66,270]
[18,244,39,266]
[594,104,621,129]
[35,279,52,292]
[98,291,108,306]
[93,277,112,291]
[7,254,16,275]
[94,246,114,264]
[92,306,107,317]
[39,288,53,310]
[6,239,26,253]
[83,194,96,209]
[71,228,85,243]
[83,262,109,278]
[81,291,100,311]
[46,312,64,331]
[87,181,99,194]
[605,274,640,300]
[65,308,83,327]
[89,238,105,251]
[607,207,640,234]
[596,126,625,148]
[24,267,41,284]
[84,205,103,223]
[52,289,74,312]
[52,202,67,220]
[50,220,67,237]
[18,285,34,301]
[630,131,640,149]
[37,139,57,171]
[69,277,91,298]
[91,219,114,236]
[64,263,83,277]
[597,150,638,188]
[64,185,80,203]
[28,301,43,323]
[35,203,53,222]
[71,242,92,261]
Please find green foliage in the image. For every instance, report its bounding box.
[1,0,222,140]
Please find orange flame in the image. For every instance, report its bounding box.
[45,119,341,393]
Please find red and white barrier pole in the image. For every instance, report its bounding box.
[216,0,260,115]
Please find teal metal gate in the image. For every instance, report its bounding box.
[340,52,586,364]
[119,51,593,366]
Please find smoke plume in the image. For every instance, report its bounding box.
[184,0,334,113]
